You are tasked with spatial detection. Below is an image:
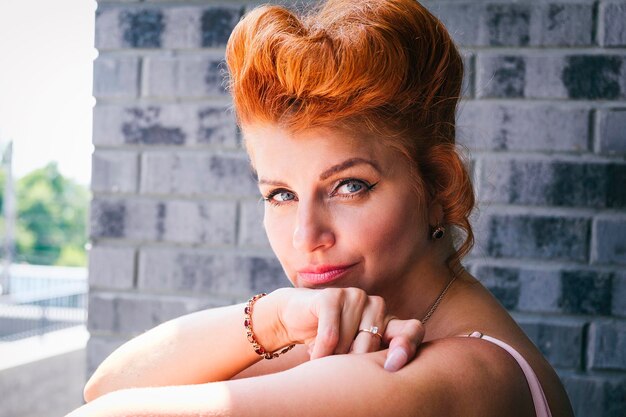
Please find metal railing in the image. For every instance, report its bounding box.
[0,264,87,342]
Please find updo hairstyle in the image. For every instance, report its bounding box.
[225,0,475,267]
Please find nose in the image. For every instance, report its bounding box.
[292,201,335,253]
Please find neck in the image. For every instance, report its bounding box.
[376,243,459,322]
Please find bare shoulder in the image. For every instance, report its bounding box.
[223,337,541,417]
[384,336,537,417]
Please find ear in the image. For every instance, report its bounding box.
[427,200,444,226]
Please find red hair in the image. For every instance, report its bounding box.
[225,0,475,267]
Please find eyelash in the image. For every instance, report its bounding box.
[263,178,379,207]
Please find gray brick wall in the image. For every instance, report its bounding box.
[89,1,626,415]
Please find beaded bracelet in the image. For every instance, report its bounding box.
[244,293,295,360]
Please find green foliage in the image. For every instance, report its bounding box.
[9,162,90,266]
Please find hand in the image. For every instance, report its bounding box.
[271,287,424,371]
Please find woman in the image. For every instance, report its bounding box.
[68,0,575,416]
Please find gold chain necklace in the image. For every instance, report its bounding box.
[421,274,457,324]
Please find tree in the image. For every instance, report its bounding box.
[13,163,89,266]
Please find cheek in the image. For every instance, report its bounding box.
[350,193,428,257]
[263,210,294,259]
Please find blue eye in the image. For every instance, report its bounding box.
[273,191,295,202]
[264,190,296,206]
[335,179,366,195]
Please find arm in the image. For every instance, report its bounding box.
[84,294,286,401]
[85,287,424,401]
[69,338,531,417]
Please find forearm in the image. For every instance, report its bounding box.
[69,349,428,417]
[85,291,289,401]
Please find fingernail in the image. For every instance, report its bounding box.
[384,348,408,372]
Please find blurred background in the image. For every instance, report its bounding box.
[0,0,95,415]
[0,0,625,416]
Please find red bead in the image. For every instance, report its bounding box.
[244,306,250,314]
[244,319,250,327]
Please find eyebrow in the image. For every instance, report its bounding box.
[257,157,381,186]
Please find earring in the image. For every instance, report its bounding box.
[431,225,445,240]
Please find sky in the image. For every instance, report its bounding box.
[0,0,97,186]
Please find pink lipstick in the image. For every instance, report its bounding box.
[297,264,355,285]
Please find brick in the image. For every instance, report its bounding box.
[91,151,138,194]
[485,4,531,46]
[480,214,590,262]
[95,6,123,50]
[429,3,481,47]
[476,55,525,98]
[245,256,288,293]
[476,265,611,315]
[597,109,626,155]
[479,160,626,209]
[143,56,227,98]
[558,270,613,316]
[120,9,164,48]
[534,4,593,46]
[477,54,626,99]
[461,53,474,98]
[430,3,593,47]
[201,6,244,47]
[87,291,209,335]
[561,372,626,417]
[88,246,136,290]
[160,7,202,49]
[90,197,237,244]
[588,320,626,371]
[138,249,243,295]
[96,7,168,50]
[457,102,589,152]
[602,2,626,47]
[558,55,626,100]
[94,105,185,146]
[164,200,236,245]
[592,217,626,265]
[475,266,521,310]
[141,152,257,197]
[93,55,139,98]
[517,269,561,313]
[524,55,570,98]
[91,198,160,241]
[96,5,243,50]
[138,249,286,296]
[239,200,270,248]
[90,199,126,239]
[93,104,238,148]
[517,317,585,369]
[196,107,240,147]
[613,273,626,317]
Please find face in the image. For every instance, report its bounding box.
[244,123,435,295]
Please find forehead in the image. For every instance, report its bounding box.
[243,123,392,176]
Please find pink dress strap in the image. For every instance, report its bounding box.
[467,331,552,417]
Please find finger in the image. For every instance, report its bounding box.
[380,315,399,346]
[350,327,382,354]
[310,293,342,360]
[333,289,368,354]
[383,319,424,372]
[350,296,386,354]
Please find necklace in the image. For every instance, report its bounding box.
[421,274,457,324]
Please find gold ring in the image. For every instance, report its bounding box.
[358,325,383,340]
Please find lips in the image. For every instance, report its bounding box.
[297,263,356,285]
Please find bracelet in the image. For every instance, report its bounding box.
[244,293,295,360]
